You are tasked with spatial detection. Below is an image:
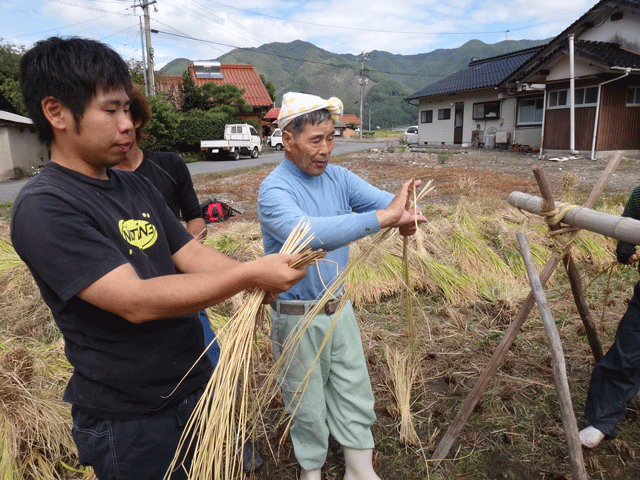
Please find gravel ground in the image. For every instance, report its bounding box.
[192,146,640,220]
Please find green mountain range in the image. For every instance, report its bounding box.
[159,38,549,129]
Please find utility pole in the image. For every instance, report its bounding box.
[358,52,369,140]
[139,16,148,96]
[137,0,157,96]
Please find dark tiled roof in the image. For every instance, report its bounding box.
[574,40,640,69]
[405,47,543,100]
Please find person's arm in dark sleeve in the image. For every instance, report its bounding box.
[616,185,640,265]
[173,153,207,240]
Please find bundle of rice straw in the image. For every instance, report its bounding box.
[165,220,325,480]
[391,180,432,445]
[384,345,419,445]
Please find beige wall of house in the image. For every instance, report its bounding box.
[0,125,49,180]
[546,56,599,82]
[418,89,517,146]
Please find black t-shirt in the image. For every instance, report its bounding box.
[10,162,211,419]
[136,150,202,222]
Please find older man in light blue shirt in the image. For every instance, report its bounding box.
[258,92,426,480]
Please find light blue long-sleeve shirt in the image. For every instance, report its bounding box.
[258,158,393,300]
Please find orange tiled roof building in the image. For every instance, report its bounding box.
[156,61,274,127]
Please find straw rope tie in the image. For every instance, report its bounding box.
[541,202,580,255]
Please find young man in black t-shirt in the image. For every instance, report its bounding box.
[11,37,306,480]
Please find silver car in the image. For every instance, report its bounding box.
[404,125,419,144]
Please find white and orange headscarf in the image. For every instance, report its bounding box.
[277,92,343,129]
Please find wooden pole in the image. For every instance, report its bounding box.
[532,164,603,361]
[430,151,623,463]
[517,232,588,480]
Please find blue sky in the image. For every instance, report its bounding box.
[2,0,599,69]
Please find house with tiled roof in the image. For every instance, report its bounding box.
[156,61,273,128]
[405,46,544,148]
[263,107,280,134]
[500,0,640,158]
[341,114,360,127]
[264,107,280,122]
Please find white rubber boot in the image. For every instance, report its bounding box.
[300,467,321,480]
[343,447,382,480]
[578,426,605,449]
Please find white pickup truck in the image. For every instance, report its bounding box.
[267,128,283,150]
[201,124,262,160]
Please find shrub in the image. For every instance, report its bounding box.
[173,113,226,152]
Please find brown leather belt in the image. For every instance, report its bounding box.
[270,297,341,316]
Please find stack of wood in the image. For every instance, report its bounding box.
[509,143,538,153]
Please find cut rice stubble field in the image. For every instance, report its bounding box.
[3,147,640,479]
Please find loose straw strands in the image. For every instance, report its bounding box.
[384,346,420,446]
[0,340,77,480]
[165,220,325,480]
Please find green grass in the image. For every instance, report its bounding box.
[0,202,12,221]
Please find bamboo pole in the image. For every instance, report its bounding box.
[516,232,588,480]
[508,192,640,245]
[532,164,603,361]
[431,150,622,463]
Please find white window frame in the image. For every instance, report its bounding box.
[517,97,544,125]
[548,87,598,109]
[627,86,640,106]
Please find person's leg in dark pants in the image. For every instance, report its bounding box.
[582,286,640,447]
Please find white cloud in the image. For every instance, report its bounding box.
[2,0,602,68]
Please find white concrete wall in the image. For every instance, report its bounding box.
[0,129,11,180]
[546,55,601,82]
[513,125,542,148]
[0,125,49,180]
[417,89,517,146]
[580,12,640,50]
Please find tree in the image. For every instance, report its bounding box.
[143,92,180,150]
[0,39,26,115]
[127,59,145,87]
[179,70,207,112]
[259,73,276,103]
[200,83,251,118]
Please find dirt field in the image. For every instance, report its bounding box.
[192,146,640,217]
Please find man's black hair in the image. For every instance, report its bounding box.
[20,36,132,142]
[283,109,333,139]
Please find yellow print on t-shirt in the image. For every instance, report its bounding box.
[119,214,157,250]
